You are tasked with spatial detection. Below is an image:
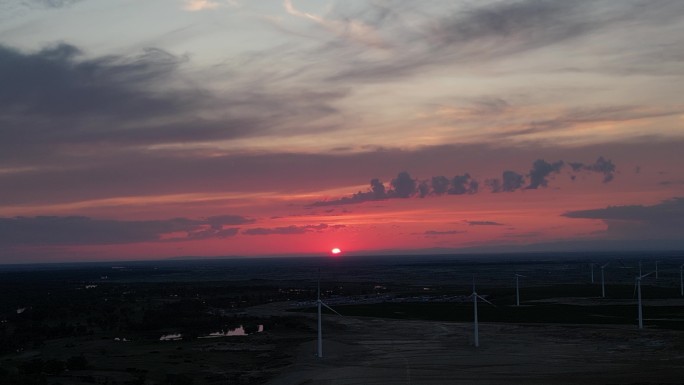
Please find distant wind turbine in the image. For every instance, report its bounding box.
[680,264,683,297]
[515,274,526,307]
[600,262,609,298]
[635,271,654,329]
[655,261,659,280]
[470,278,494,348]
[590,263,594,284]
[316,270,342,358]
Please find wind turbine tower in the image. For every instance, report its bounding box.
[590,263,594,284]
[473,284,479,348]
[600,263,609,298]
[515,274,526,307]
[316,271,341,358]
[655,261,659,280]
[317,275,322,357]
[636,271,654,329]
[470,279,494,348]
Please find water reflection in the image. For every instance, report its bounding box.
[159,333,182,341]
[198,324,264,339]
[159,325,263,341]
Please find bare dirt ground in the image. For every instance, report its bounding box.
[258,304,684,385]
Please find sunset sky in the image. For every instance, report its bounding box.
[1,0,683,263]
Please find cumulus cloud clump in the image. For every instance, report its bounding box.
[569,156,616,182]
[312,156,618,205]
[527,159,564,189]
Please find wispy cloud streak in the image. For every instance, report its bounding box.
[283,0,388,48]
[0,215,254,246]
[183,0,222,11]
[242,223,344,236]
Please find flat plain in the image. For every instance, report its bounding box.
[1,252,683,384]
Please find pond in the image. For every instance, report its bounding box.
[198,324,264,339]
[159,333,183,341]
[160,325,264,341]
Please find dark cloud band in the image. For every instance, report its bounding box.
[0,215,253,246]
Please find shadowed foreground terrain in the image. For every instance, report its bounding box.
[1,254,683,384]
[265,308,684,385]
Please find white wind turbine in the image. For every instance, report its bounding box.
[515,274,526,307]
[470,279,494,348]
[635,271,654,329]
[600,262,609,298]
[316,271,342,358]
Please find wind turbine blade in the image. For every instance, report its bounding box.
[633,281,637,299]
[638,271,655,280]
[601,262,610,268]
[317,268,321,300]
[476,295,496,307]
[320,301,343,317]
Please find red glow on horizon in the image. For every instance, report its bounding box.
[331,247,342,255]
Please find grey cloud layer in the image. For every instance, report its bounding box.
[466,221,504,226]
[500,106,684,140]
[242,224,345,236]
[0,215,346,247]
[1,0,682,206]
[2,0,683,168]
[424,230,467,236]
[1,0,84,22]
[563,198,684,239]
[2,137,676,208]
[320,0,684,82]
[0,44,189,119]
[30,0,84,8]
[0,215,254,246]
[563,198,684,223]
[0,43,345,165]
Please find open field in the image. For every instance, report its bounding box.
[265,312,684,385]
[1,253,683,384]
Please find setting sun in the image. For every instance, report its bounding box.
[331,248,342,255]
